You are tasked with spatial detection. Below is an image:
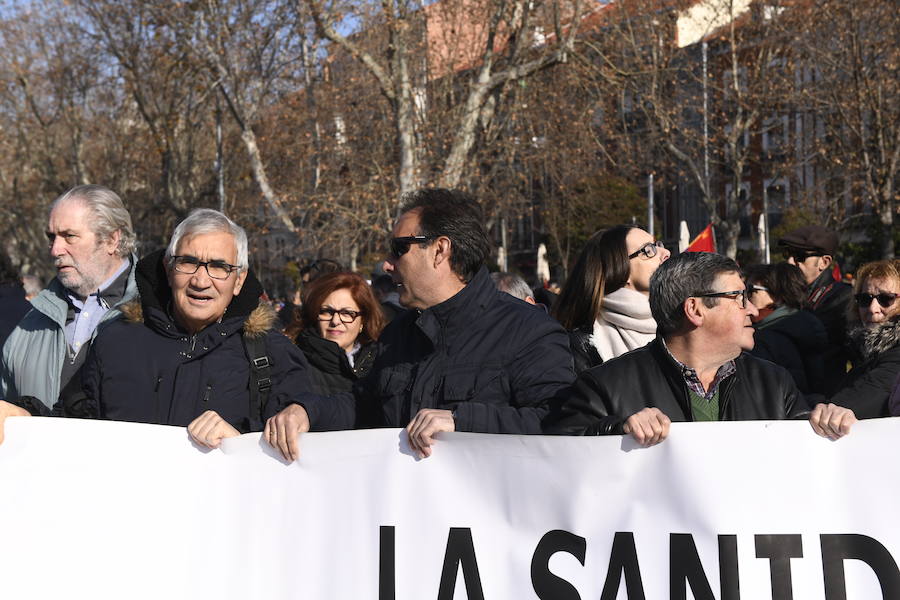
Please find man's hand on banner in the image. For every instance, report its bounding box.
[406,409,455,458]
[622,407,671,447]
[264,404,310,462]
[808,403,856,440]
[0,400,31,445]
[187,410,240,449]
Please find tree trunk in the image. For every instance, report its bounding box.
[396,51,418,197]
[879,199,895,259]
[240,127,297,233]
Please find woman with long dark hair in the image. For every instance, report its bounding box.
[553,225,670,373]
[287,272,385,396]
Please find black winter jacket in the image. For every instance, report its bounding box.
[830,317,900,418]
[567,326,602,375]
[300,267,575,433]
[295,329,377,397]
[0,283,30,349]
[543,338,808,435]
[49,251,317,432]
[751,309,827,395]
[807,269,852,393]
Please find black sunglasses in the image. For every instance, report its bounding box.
[781,249,821,262]
[389,235,434,258]
[854,292,899,308]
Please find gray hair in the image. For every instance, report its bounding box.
[649,252,741,337]
[21,274,43,298]
[491,271,533,302]
[165,209,249,270]
[51,184,136,257]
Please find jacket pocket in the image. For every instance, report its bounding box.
[439,365,509,408]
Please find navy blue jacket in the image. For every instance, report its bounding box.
[51,251,317,432]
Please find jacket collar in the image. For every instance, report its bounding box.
[649,337,740,417]
[848,316,900,361]
[415,266,494,344]
[31,255,139,325]
[809,268,837,292]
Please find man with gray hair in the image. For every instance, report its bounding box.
[0,208,318,449]
[545,251,857,444]
[0,184,139,410]
[491,272,537,305]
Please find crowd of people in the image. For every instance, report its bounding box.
[0,184,897,459]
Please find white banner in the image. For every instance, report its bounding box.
[0,417,898,599]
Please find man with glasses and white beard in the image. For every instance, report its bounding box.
[544,252,857,445]
[265,188,575,461]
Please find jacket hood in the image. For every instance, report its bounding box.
[848,316,900,361]
[122,249,273,337]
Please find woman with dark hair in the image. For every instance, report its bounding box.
[286,272,385,396]
[553,225,670,373]
[744,263,827,395]
[829,259,900,418]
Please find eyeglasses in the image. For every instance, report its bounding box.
[318,307,362,324]
[748,285,769,294]
[697,289,750,309]
[854,292,899,309]
[171,255,240,280]
[389,235,434,258]
[628,240,665,260]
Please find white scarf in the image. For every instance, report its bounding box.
[590,287,657,361]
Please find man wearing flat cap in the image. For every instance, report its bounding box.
[779,225,852,394]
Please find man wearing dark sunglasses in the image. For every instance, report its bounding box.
[778,225,852,394]
[266,188,574,461]
[545,252,857,445]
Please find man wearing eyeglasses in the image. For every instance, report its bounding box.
[0,209,319,450]
[778,225,852,394]
[265,188,575,461]
[544,252,856,445]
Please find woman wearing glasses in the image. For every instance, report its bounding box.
[286,272,385,397]
[554,225,670,374]
[828,259,900,418]
[744,263,827,395]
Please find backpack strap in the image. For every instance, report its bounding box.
[242,332,272,419]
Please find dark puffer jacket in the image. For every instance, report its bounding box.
[751,308,827,395]
[830,317,900,419]
[295,329,377,397]
[543,338,808,435]
[49,251,317,432]
[299,267,575,433]
[806,269,853,394]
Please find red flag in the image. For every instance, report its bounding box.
[832,262,842,282]
[686,223,716,253]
